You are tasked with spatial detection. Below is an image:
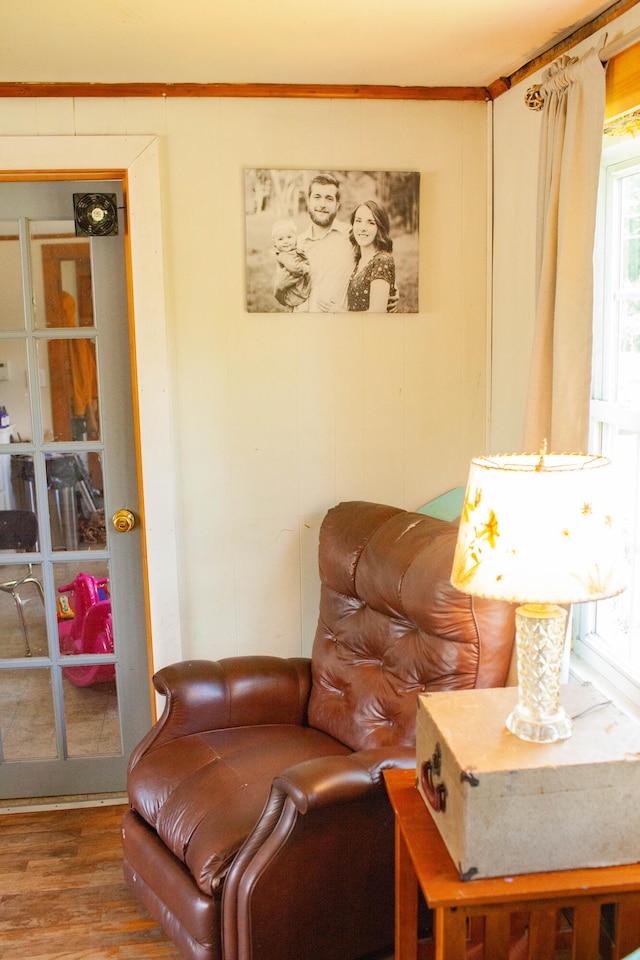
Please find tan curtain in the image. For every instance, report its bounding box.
[523,47,606,453]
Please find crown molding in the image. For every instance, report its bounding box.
[0,0,638,102]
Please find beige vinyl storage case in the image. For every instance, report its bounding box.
[416,683,640,880]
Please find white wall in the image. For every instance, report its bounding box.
[491,4,640,454]
[13,0,637,670]
[164,98,492,659]
[0,95,491,665]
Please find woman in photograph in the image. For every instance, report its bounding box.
[347,200,396,312]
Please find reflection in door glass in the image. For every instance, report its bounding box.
[0,470,45,661]
[0,340,31,443]
[0,221,25,332]
[55,559,113,662]
[56,557,120,757]
[31,224,94,332]
[39,336,100,443]
[11,451,105,554]
[0,560,46,661]
[63,671,121,758]
[0,669,57,760]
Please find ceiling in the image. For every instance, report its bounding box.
[0,0,632,89]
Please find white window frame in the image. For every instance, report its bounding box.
[572,134,640,717]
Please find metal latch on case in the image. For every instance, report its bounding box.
[420,742,447,812]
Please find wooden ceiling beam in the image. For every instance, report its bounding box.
[0,0,638,102]
[0,81,490,101]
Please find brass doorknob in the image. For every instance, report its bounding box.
[112,509,136,533]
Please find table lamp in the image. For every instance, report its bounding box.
[451,450,627,743]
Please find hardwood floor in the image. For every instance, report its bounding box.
[0,802,181,959]
[0,794,614,960]
[0,801,399,960]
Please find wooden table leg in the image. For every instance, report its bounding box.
[527,907,559,960]
[572,901,602,960]
[615,895,640,959]
[484,910,512,960]
[434,907,467,960]
[395,820,418,960]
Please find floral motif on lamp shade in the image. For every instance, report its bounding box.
[450,453,628,606]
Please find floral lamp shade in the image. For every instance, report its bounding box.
[451,452,627,606]
[451,452,627,743]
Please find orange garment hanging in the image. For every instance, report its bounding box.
[59,291,98,437]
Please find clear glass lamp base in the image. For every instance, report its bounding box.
[506,702,573,743]
[506,602,572,744]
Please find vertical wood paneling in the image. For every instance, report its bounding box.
[334,314,366,501]
[162,95,490,658]
[163,98,237,656]
[296,317,338,651]
[73,98,128,134]
[460,100,490,466]
[0,93,491,662]
[362,314,407,504]
[491,83,540,454]
[403,101,465,507]
[34,98,76,135]
[228,314,301,656]
[124,98,169,135]
[0,98,38,134]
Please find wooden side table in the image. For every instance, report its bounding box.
[384,768,640,960]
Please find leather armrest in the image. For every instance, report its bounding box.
[129,656,312,766]
[272,746,416,812]
[224,744,412,960]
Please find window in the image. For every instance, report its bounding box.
[572,133,640,710]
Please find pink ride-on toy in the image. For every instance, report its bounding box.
[57,572,114,686]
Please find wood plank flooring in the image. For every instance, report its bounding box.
[0,802,181,960]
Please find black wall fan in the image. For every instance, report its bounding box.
[73,193,119,237]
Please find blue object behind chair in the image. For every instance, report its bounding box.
[416,487,465,522]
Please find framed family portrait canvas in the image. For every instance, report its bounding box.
[245,169,420,313]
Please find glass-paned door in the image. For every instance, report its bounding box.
[0,182,152,799]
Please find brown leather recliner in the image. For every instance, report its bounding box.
[122,500,516,960]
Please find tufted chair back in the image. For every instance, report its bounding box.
[308,500,516,752]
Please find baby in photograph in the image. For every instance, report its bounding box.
[272,218,310,310]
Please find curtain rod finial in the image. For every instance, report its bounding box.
[525,84,544,110]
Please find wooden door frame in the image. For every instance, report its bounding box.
[0,136,183,709]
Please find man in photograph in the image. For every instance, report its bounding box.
[294,171,399,313]
[295,172,353,312]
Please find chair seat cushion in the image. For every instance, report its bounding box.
[127,723,351,895]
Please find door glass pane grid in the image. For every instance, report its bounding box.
[0,215,120,770]
[0,176,149,796]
